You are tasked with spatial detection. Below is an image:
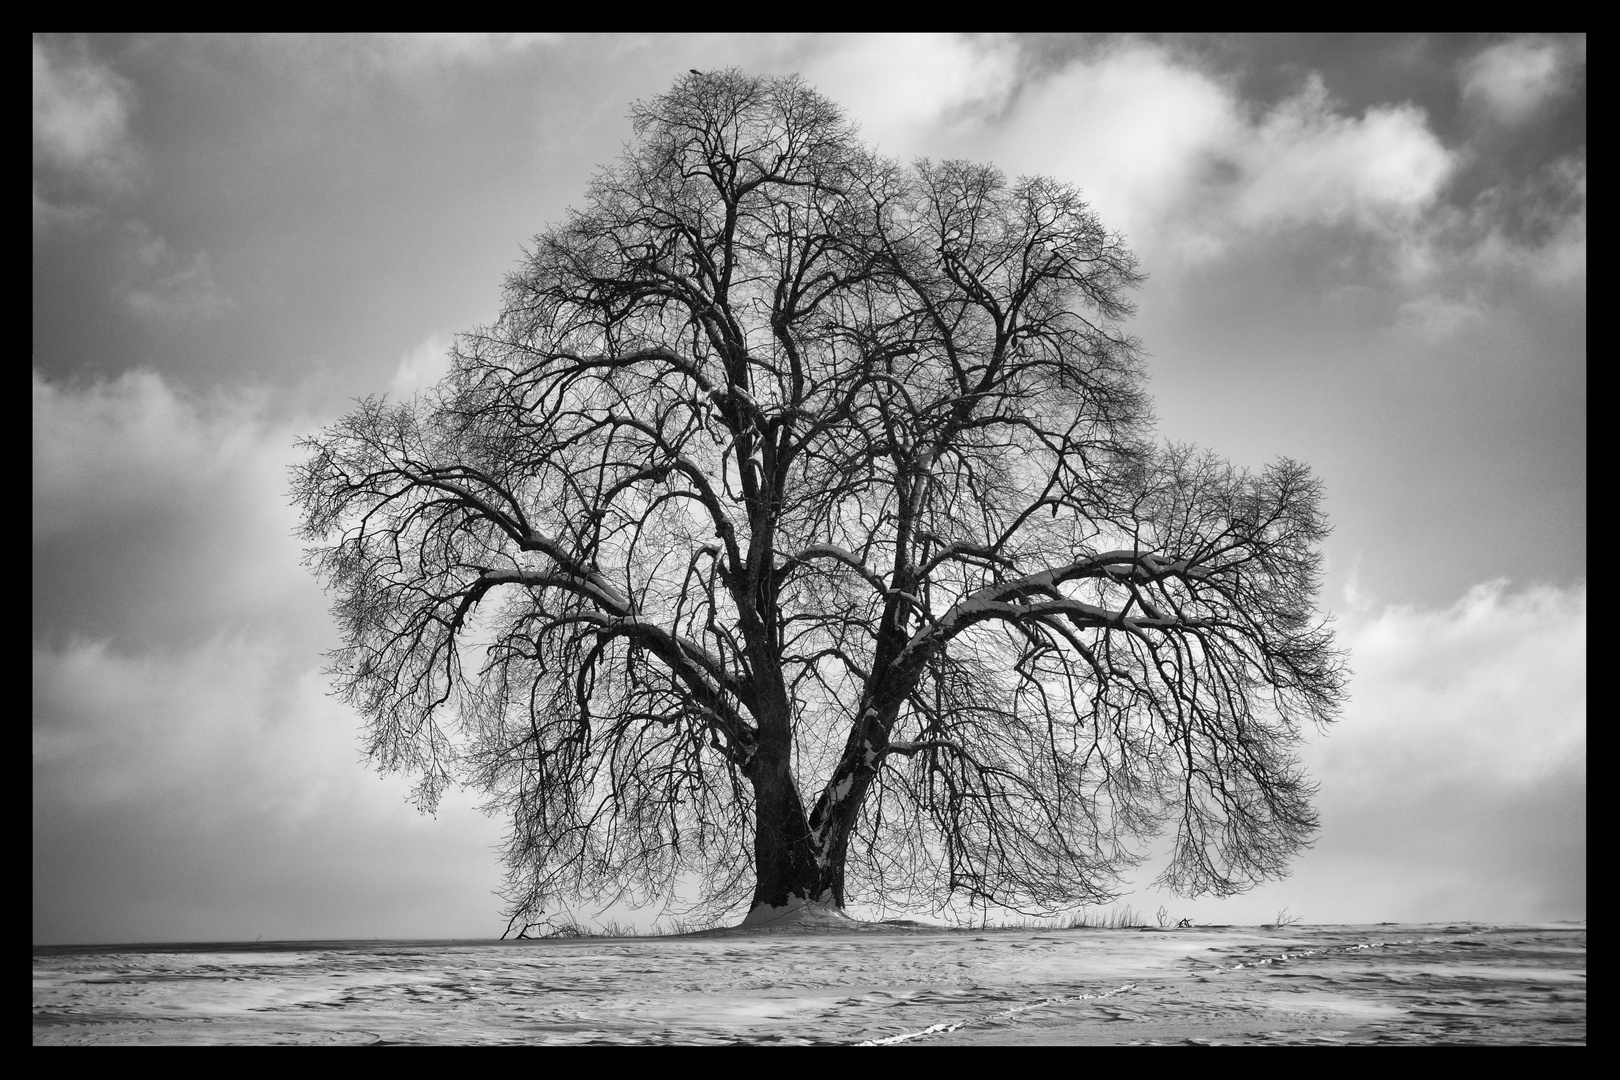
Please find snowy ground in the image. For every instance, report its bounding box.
[33,922,1584,1045]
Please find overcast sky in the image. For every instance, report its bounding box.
[33,34,1585,944]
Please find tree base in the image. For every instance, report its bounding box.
[740,894,853,930]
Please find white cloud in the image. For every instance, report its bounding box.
[32,35,136,184]
[794,37,1574,350]
[1322,578,1585,792]
[390,333,457,399]
[1155,578,1587,925]
[1461,36,1583,126]
[945,43,1457,270]
[1035,576,1585,926]
[1270,578,1587,921]
[971,41,1238,257]
[795,34,1020,152]
[869,37,1577,348]
[1229,77,1453,233]
[32,36,142,233]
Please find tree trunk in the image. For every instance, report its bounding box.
[805,691,907,911]
[747,755,832,915]
[740,608,848,921]
[816,770,877,910]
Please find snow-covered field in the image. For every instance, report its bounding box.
[33,922,1584,1045]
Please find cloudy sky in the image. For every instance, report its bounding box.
[33,34,1585,944]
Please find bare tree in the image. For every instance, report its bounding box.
[292,71,1346,932]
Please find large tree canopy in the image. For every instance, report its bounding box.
[293,70,1345,932]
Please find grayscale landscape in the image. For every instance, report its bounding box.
[35,35,1583,1047]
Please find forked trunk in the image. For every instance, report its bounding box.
[744,750,884,924]
[742,647,847,923]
